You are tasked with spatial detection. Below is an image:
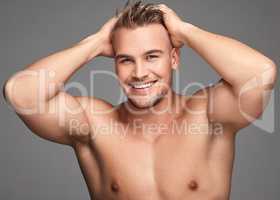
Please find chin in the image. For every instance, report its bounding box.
[128,99,153,109]
[127,92,165,109]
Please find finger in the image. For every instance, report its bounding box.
[156,3,172,12]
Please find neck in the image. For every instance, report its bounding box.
[119,90,184,125]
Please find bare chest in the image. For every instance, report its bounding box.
[74,119,234,200]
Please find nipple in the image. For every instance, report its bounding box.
[188,180,198,191]
[111,181,120,193]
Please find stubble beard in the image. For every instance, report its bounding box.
[127,87,169,110]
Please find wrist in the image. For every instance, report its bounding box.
[77,33,105,61]
[178,22,197,46]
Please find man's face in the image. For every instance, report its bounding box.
[112,24,179,109]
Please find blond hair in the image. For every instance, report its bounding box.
[113,0,166,31]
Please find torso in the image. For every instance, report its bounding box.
[72,94,237,200]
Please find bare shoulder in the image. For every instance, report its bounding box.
[74,96,117,120]
[183,88,208,115]
[75,96,114,110]
[69,96,117,144]
[184,87,238,138]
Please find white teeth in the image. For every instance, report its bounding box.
[131,81,155,89]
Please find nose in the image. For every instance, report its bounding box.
[132,61,149,80]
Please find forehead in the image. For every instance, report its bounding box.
[112,24,172,55]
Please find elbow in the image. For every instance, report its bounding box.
[3,79,9,103]
[263,59,278,89]
[3,72,38,109]
[3,77,22,108]
[3,78,15,105]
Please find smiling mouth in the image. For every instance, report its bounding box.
[129,80,158,90]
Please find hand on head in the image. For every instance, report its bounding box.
[156,4,185,48]
[96,2,185,58]
[96,16,120,58]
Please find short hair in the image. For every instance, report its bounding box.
[113,0,166,31]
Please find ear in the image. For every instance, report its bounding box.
[171,48,180,70]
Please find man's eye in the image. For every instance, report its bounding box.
[120,59,132,64]
[147,55,158,60]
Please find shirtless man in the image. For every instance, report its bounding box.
[3,1,277,200]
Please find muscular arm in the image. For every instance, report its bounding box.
[3,17,118,145]
[179,22,277,129]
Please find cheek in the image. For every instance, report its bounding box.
[150,59,172,78]
[116,66,132,82]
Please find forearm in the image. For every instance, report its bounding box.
[180,22,276,87]
[5,33,103,105]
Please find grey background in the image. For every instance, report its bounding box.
[0,0,279,199]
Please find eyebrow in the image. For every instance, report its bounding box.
[115,49,164,60]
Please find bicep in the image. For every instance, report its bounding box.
[207,78,271,130]
[15,91,90,146]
